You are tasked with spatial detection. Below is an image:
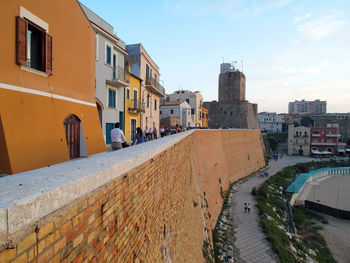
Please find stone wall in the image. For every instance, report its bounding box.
[0,130,265,263]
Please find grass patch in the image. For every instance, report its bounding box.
[255,160,349,263]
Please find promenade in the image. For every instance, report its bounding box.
[231,156,317,263]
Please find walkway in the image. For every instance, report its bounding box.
[231,156,318,263]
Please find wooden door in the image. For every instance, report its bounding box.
[64,115,80,159]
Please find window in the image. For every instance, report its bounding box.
[16,16,52,74]
[131,119,137,141]
[170,109,174,114]
[154,99,157,110]
[112,53,116,78]
[147,95,150,107]
[186,99,189,104]
[126,88,130,99]
[146,64,150,79]
[105,43,112,66]
[108,88,116,108]
[160,111,162,115]
[133,90,138,108]
[191,108,194,114]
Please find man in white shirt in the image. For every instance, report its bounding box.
[110,122,127,151]
[144,126,150,141]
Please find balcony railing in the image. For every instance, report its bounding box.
[326,134,341,137]
[126,99,144,114]
[113,66,129,84]
[311,142,336,146]
[312,134,321,137]
[145,77,165,95]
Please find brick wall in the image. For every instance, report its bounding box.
[0,130,265,262]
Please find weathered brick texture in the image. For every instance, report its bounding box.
[0,130,265,262]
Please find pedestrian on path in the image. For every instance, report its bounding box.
[247,203,251,213]
[244,203,247,212]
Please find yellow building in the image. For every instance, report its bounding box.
[0,0,105,174]
[124,73,142,142]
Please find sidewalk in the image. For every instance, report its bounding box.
[231,156,317,263]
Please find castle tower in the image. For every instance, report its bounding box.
[218,70,246,104]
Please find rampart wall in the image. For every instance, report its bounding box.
[0,130,265,262]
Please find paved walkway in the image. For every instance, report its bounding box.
[231,156,318,263]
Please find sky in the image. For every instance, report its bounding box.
[79,0,350,113]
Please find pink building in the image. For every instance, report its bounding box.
[310,123,343,155]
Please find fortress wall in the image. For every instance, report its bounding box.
[0,130,265,263]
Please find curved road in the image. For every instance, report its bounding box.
[231,156,318,263]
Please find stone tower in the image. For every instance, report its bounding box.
[218,71,246,103]
[203,63,258,129]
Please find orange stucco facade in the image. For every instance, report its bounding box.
[0,0,105,174]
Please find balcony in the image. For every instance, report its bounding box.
[326,133,341,138]
[145,77,165,97]
[312,134,321,137]
[311,142,336,146]
[109,66,129,87]
[127,99,144,114]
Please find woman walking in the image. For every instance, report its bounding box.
[132,127,146,145]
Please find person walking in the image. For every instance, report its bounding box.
[144,126,150,141]
[247,203,251,213]
[153,127,157,139]
[132,127,146,145]
[110,122,127,151]
[160,126,165,137]
[244,203,247,212]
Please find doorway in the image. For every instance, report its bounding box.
[64,114,81,159]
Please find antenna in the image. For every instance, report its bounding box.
[222,57,225,63]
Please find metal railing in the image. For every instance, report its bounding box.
[126,99,144,113]
[145,77,165,95]
[113,66,129,83]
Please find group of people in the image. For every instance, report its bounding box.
[244,203,251,213]
[110,123,169,151]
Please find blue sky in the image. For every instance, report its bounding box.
[80,0,350,113]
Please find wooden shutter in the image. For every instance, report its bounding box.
[45,33,53,74]
[16,16,27,66]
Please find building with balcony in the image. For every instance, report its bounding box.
[126,44,165,136]
[80,3,129,145]
[258,112,283,132]
[166,90,203,127]
[288,99,326,114]
[288,125,311,156]
[201,107,209,128]
[160,101,194,128]
[0,0,105,174]
[310,123,343,155]
[124,72,142,142]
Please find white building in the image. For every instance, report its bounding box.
[166,90,203,127]
[257,112,283,132]
[80,4,129,145]
[160,101,194,128]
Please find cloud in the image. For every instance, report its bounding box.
[163,0,294,18]
[296,11,347,40]
[294,12,313,23]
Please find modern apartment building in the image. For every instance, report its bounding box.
[258,112,283,133]
[288,99,326,114]
[0,0,105,174]
[167,90,203,127]
[126,44,165,135]
[80,4,129,145]
[288,125,311,156]
[160,101,194,128]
